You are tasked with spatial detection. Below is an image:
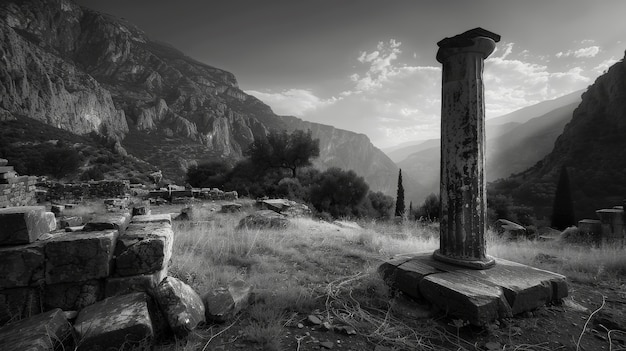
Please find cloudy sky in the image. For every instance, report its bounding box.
[76,0,626,148]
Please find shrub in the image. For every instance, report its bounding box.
[309,167,369,218]
[186,160,231,188]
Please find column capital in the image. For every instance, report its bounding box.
[436,28,500,63]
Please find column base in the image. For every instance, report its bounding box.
[433,249,495,270]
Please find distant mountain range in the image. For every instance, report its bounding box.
[391,90,583,205]
[0,0,397,194]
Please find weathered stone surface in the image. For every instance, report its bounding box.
[0,308,72,351]
[115,222,173,276]
[0,206,50,245]
[237,210,289,230]
[435,28,498,269]
[50,204,64,216]
[0,158,7,166]
[0,242,44,289]
[220,202,242,213]
[83,212,131,234]
[44,211,56,232]
[74,292,154,351]
[494,219,527,239]
[105,268,168,297]
[154,276,205,336]
[132,206,150,216]
[0,287,42,324]
[259,199,311,217]
[379,253,567,325]
[420,271,512,326]
[131,213,172,225]
[44,230,118,284]
[203,279,252,323]
[44,279,102,311]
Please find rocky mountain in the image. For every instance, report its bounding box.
[0,0,399,194]
[396,93,581,205]
[497,53,626,220]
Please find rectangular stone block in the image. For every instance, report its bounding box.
[0,308,72,351]
[115,223,173,276]
[58,216,83,228]
[105,268,168,298]
[0,159,7,166]
[44,230,118,284]
[0,175,29,184]
[74,292,153,351]
[0,242,44,289]
[0,166,14,173]
[131,213,172,225]
[0,206,50,245]
[0,171,16,179]
[83,212,131,235]
[44,279,103,311]
[0,287,42,324]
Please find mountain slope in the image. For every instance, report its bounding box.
[397,94,580,204]
[0,0,400,194]
[500,54,626,220]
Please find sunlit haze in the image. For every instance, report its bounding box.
[75,0,626,148]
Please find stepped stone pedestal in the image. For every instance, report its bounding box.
[379,28,568,325]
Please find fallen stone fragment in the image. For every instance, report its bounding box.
[321,321,332,331]
[153,276,205,336]
[237,210,289,229]
[220,202,242,213]
[74,292,153,351]
[45,230,117,284]
[50,204,64,216]
[0,308,72,351]
[0,206,51,245]
[0,242,44,289]
[131,213,172,225]
[335,325,357,335]
[307,314,323,325]
[132,206,150,216]
[58,216,83,228]
[83,212,131,234]
[320,341,334,349]
[203,279,252,323]
[44,211,56,231]
[115,222,173,276]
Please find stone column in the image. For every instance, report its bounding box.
[434,28,500,269]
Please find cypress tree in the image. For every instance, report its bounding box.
[395,169,405,217]
[551,166,576,230]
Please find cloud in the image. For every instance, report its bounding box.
[245,89,338,116]
[556,46,600,58]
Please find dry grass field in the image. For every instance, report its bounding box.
[140,200,626,351]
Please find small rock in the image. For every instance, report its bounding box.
[320,341,334,349]
[297,323,304,329]
[335,325,357,335]
[307,314,323,325]
[321,321,333,331]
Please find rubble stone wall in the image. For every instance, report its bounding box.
[40,180,131,201]
[0,159,37,208]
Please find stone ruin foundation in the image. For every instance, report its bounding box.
[0,158,37,208]
[379,28,568,326]
[0,203,246,350]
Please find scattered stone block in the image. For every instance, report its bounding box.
[105,268,168,297]
[0,158,7,166]
[44,211,56,232]
[131,213,172,225]
[0,242,44,289]
[132,206,150,216]
[74,292,153,351]
[64,225,85,232]
[0,308,72,351]
[153,276,205,336]
[237,210,289,230]
[115,223,173,276]
[58,216,83,228]
[220,202,242,213]
[50,204,64,217]
[494,219,527,239]
[203,279,252,323]
[0,287,42,324]
[83,212,131,234]
[0,206,51,245]
[44,230,118,284]
[44,279,103,311]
